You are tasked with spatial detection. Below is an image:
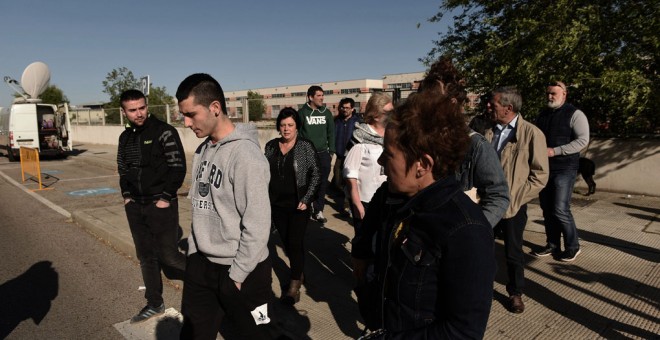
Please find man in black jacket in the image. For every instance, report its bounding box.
[117,89,187,323]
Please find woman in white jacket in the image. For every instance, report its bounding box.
[343,92,392,235]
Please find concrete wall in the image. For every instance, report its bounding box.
[70,125,660,196]
[71,124,279,157]
[579,137,660,196]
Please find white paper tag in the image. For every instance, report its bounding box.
[250,303,270,325]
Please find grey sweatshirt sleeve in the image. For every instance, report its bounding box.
[228,143,272,283]
[472,137,510,227]
[553,109,590,156]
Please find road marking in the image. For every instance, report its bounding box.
[67,187,118,196]
[0,170,71,218]
[58,174,119,182]
[308,250,336,275]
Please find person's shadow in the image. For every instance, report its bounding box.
[268,233,313,339]
[493,239,658,339]
[269,220,362,339]
[0,261,59,338]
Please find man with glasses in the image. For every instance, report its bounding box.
[533,81,590,262]
[332,98,361,213]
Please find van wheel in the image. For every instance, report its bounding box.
[7,149,17,162]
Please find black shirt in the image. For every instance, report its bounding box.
[269,149,298,208]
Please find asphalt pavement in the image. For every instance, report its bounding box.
[1,143,658,339]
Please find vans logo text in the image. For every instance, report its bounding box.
[306,116,326,125]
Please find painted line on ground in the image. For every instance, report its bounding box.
[67,187,118,196]
[0,170,71,219]
[57,174,119,182]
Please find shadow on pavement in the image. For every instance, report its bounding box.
[495,234,657,339]
[526,264,658,339]
[612,202,660,216]
[0,261,59,339]
[578,229,660,263]
[269,218,362,339]
[303,220,362,338]
[268,234,313,339]
[155,316,183,340]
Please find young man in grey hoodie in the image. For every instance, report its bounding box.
[176,73,273,339]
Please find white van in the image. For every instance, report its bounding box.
[0,100,72,161]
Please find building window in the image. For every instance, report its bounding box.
[271,105,281,117]
[291,92,306,97]
[272,93,285,98]
[324,90,334,95]
[387,83,412,90]
[340,88,361,94]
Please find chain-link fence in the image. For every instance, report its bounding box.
[69,104,189,127]
[69,89,436,126]
[70,103,255,127]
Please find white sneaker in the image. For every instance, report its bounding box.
[314,211,327,224]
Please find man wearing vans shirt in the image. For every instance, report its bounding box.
[117,89,187,324]
[298,85,335,224]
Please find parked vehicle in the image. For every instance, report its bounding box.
[0,101,72,161]
[1,61,72,161]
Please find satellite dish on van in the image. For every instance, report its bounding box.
[21,62,51,99]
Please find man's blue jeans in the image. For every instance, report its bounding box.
[539,169,580,251]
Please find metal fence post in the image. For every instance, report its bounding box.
[242,98,249,123]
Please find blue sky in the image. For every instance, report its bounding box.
[0,1,451,106]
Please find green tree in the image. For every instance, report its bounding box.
[147,85,176,122]
[102,67,139,109]
[247,90,266,121]
[101,67,175,124]
[423,0,659,134]
[39,85,69,104]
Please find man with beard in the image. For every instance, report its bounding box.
[533,81,590,262]
[117,89,187,323]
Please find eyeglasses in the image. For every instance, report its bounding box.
[547,81,566,92]
[340,107,353,111]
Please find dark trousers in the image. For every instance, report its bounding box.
[350,201,369,237]
[125,200,186,307]
[332,155,346,191]
[313,150,332,214]
[272,206,310,280]
[496,204,527,296]
[539,169,580,251]
[180,253,273,340]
